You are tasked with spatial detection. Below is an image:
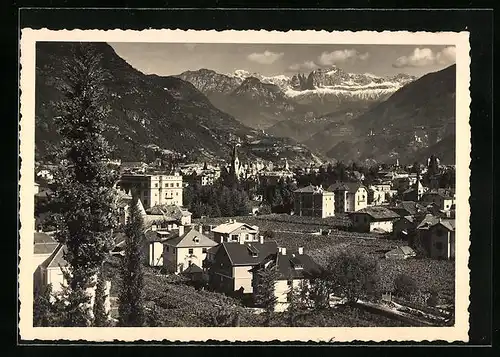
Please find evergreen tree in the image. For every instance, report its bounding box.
[327,251,380,304]
[33,284,56,327]
[118,191,146,326]
[254,266,280,326]
[285,282,307,326]
[52,43,117,326]
[93,267,110,326]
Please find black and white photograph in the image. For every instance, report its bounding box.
[19,29,470,342]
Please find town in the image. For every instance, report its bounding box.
[33,144,456,327]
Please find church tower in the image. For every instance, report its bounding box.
[230,144,240,179]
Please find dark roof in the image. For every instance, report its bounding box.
[353,206,400,220]
[164,227,217,248]
[328,182,366,192]
[40,244,68,269]
[181,263,203,275]
[34,232,56,244]
[390,201,425,216]
[422,190,454,200]
[145,229,172,243]
[252,250,323,280]
[417,215,455,231]
[34,243,59,255]
[221,241,279,266]
[385,246,416,258]
[145,204,191,219]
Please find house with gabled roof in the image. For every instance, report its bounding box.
[211,220,260,244]
[389,200,426,217]
[33,232,59,268]
[420,190,455,212]
[250,246,323,312]
[146,204,192,226]
[416,215,456,259]
[328,182,368,213]
[385,246,416,260]
[162,225,218,274]
[33,243,111,316]
[205,236,278,295]
[293,185,335,218]
[350,206,400,233]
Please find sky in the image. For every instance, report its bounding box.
[109,43,456,78]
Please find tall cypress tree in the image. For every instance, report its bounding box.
[92,267,110,326]
[52,43,117,326]
[254,265,280,327]
[118,191,146,326]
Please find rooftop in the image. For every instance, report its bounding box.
[252,250,323,280]
[165,227,218,248]
[221,241,279,266]
[212,221,259,234]
[328,182,366,192]
[416,214,455,231]
[354,206,400,220]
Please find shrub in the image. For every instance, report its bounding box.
[393,273,418,299]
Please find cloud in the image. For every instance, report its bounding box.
[318,49,370,66]
[393,47,456,68]
[287,60,319,72]
[247,50,284,65]
[436,46,456,65]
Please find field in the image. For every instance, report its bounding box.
[195,214,455,305]
[103,256,409,327]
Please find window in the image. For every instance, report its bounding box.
[143,190,147,196]
[170,183,174,187]
[188,260,192,266]
[245,234,249,240]
[165,183,168,187]
[176,192,178,196]
[176,183,180,187]
[155,183,158,187]
[188,248,194,255]
[202,248,207,253]
[231,235,238,242]
[144,199,148,205]
[165,246,169,252]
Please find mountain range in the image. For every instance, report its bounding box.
[35,42,456,167]
[35,42,320,165]
[325,64,457,165]
[177,66,415,130]
[179,64,455,165]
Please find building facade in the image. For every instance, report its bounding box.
[119,173,183,209]
[163,225,218,274]
[293,185,335,218]
[350,207,400,233]
[211,221,260,244]
[329,182,368,214]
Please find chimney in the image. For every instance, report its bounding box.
[167,224,172,231]
[281,247,287,256]
[198,225,203,233]
[259,235,264,244]
[151,224,157,231]
[178,225,184,236]
[298,247,304,255]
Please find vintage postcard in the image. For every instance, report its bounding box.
[19,29,470,343]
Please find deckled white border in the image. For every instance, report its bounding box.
[19,29,471,343]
